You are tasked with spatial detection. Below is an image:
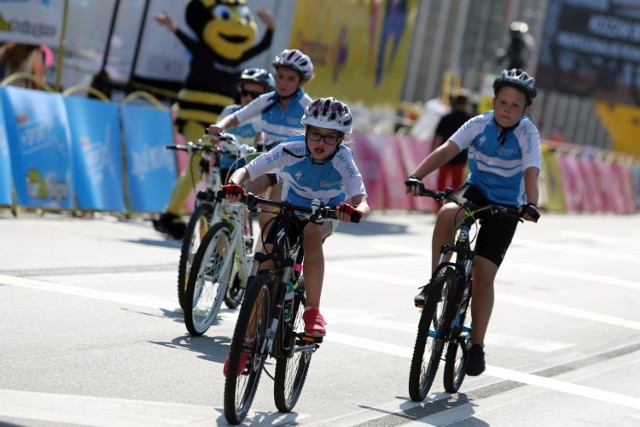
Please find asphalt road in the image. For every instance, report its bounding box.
[1,208,640,426]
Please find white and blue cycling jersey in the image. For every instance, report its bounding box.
[450,111,541,206]
[218,104,260,170]
[233,89,312,148]
[244,135,367,208]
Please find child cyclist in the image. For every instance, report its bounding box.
[216,67,274,181]
[208,49,314,231]
[222,97,370,339]
[405,69,541,377]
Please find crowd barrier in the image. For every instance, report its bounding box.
[0,85,177,213]
[348,133,640,214]
[1,85,638,215]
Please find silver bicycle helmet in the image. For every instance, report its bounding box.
[493,68,537,104]
[272,49,314,82]
[238,67,275,92]
[301,97,353,134]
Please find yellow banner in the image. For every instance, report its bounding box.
[289,0,418,108]
[594,101,640,157]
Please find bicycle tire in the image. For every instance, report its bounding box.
[443,308,471,393]
[177,203,214,310]
[274,278,312,412]
[224,274,272,425]
[408,267,455,401]
[183,222,232,336]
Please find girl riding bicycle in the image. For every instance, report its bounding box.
[223,97,370,337]
[405,68,541,377]
[209,49,315,231]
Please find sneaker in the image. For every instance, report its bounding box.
[223,338,254,377]
[465,344,486,376]
[152,213,186,240]
[303,307,326,337]
[414,282,431,307]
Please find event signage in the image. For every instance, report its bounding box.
[0,87,73,209]
[120,104,176,213]
[64,97,125,212]
[0,0,66,47]
[0,94,12,206]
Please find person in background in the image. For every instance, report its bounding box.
[431,88,473,212]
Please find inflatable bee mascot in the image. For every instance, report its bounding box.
[153,0,274,238]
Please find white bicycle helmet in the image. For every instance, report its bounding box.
[301,97,353,135]
[493,68,537,104]
[272,49,314,82]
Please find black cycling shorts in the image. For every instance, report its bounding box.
[455,185,519,267]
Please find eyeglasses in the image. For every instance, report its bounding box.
[240,89,264,99]
[306,130,342,145]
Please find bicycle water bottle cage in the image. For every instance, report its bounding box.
[199,155,211,174]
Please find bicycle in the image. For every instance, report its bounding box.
[167,134,257,310]
[408,185,522,401]
[182,187,256,336]
[223,193,361,425]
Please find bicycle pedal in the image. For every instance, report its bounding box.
[300,335,323,344]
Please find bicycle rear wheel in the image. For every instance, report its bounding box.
[177,203,214,309]
[274,278,313,412]
[224,274,272,425]
[408,267,455,401]
[443,307,471,393]
[183,222,232,336]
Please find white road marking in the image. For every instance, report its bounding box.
[370,242,640,290]
[0,274,177,310]
[0,388,307,426]
[496,293,640,330]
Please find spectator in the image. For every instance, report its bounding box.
[0,42,45,89]
[432,89,473,211]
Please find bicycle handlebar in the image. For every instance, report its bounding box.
[407,180,523,220]
[219,190,361,223]
[165,132,257,158]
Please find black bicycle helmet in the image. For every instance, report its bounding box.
[238,67,275,92]
[493,68,537,104]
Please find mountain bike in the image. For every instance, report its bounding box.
[168,134,257,310]
[408,186,522,401]
[182,187,256,336]
[223,193,361,425]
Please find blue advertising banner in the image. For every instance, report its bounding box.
[65,97,125,211]
[120,104,176,212]
[0,87,73,209]
[0,94,13,206]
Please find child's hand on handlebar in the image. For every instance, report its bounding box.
[222,182,244,202]
[336,203,362,223]
[207,124,224,136]
[519,203,540,223]
[404,176,423,196]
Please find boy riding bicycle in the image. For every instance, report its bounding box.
[405,68,541,377]
[222,97,370,338]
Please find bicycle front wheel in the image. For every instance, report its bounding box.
[183,221,232,336]
[224,274,272,425]
[274,278,313,412]
[408,267,455,401]
[444,308,472,393]
[177,203,214,309]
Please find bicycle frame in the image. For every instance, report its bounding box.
[217,201,257,295]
